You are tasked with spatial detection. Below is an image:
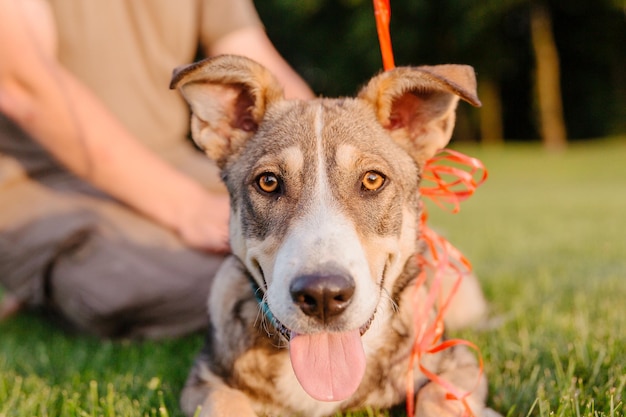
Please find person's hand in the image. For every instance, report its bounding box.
[175,190,231,254]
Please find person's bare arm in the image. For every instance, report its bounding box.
[209,26,315,100]
[0,0,229,252]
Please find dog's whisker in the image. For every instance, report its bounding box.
[381,287,399,313]
[257,302,274,337]
[253,291,291,343]
[254,304,271,335]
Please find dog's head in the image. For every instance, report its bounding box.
[171,55,479,402]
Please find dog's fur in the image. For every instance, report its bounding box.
[171,55,488,417]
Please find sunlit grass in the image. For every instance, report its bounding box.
[1,138,625,416]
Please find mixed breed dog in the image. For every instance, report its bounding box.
[170,55,494,417]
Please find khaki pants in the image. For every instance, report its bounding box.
[0,122,224,339]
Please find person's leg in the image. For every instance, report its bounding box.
[0,155,97,308]
[47,206,224,339]
[0,155,224,339]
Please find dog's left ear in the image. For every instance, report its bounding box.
[170,55,284,167]
[358,65,481,165]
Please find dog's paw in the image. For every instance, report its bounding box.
[197,387,258,417]
[414,381,484,417]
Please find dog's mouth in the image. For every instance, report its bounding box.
[251,273,376,403]
[269,309,375,342]
[268,312,375,403]
[250,265,376,339]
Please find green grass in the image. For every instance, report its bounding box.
[1,138,625,417]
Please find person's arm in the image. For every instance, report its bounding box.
[209,26,315,100]
[0,0,229,252]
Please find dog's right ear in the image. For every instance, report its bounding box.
[170,55,284,167]
[358,65,481,166]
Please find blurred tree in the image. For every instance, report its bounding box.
[530,1,568,150]
[256,0,380,97]
[550,0,626,139]
[256,0,626,142]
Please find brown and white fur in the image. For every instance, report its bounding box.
[171,55,489,417]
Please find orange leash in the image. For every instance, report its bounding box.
[371,2,487,416]
[421,149,488,213]
[373,0,395,71]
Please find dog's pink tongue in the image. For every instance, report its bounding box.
[289,330,365,402]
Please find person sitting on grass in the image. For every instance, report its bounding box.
[0,0,314,339]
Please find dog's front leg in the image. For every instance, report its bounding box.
[181,361,258,417]
[414,346,487,417]
[197,386,257,417]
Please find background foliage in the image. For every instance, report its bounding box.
[255,0,626,142]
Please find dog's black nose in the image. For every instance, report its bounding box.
[290,274,355,323]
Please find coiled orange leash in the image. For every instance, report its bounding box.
[406,157,487,417]
[371,1,487,416]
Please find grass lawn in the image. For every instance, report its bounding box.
[1,139,625,417]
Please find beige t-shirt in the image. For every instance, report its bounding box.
[48,0,263,158]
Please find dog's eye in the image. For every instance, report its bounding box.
[256,173,281,194]
[361,171,385,192]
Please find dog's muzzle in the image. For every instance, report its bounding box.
[250,271,376,403]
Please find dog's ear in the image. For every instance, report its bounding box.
[358,65,481,165]
[170,55,284,167]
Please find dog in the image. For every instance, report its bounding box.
[171,55,489,417]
